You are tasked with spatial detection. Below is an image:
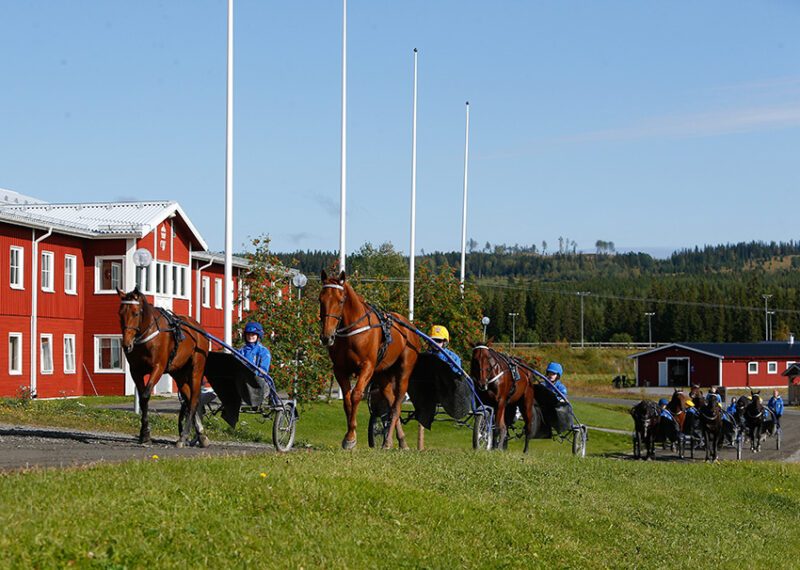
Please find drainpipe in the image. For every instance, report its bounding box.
[30,227,53,397]
[195,258,214,322]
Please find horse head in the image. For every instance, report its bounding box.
[470,344,503,392]
[319,270,348,346]
[117,287,147,353]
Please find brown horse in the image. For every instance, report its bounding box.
[470,345,536,452]
[659,390,700,457]
[319,271,422,450]
[117,288,210,447]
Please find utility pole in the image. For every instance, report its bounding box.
[645,312,655,347]
[508,312,519,348]
[768,311,776,341]
[763,294,772,341]
[577,292,590,348]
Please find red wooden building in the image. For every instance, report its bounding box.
[630,340,800,389]
[0,189,252,398]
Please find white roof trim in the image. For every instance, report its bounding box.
[149,202,208,251]
[628,343,724,360]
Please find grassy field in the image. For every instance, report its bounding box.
[0,396,798,567]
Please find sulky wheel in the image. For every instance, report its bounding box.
[736,431,743,460]
[368,414,388,449]
[272,405,297,452]
[472,411,493,451]
[572,425,587,457]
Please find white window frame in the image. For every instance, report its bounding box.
[64,254,77,295]
[170,264,189,299]
[63,334,76,374]
[214,278,222,309]
[156,262,170,295]
[40,334,54,375]
[748,361,759,374]
[135,264,152,294]
[8,333,22,375]
[202,276,210,308]
[767,361,778,375]
[41,250,55,292]
[787,361,796,370]
[94,335,125,373]
[10,246,24,290]
[94,256,125,294]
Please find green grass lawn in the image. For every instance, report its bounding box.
[0,396,797,568]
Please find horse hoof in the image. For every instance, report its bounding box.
[198,435,210,448]
[175,440,186,449]
[138,435,151,446]
[341,438,356,450]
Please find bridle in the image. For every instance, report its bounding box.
[320,283,348,336]
[120,298,160,347]
[472,345,507,389]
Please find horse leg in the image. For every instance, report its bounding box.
[346,364,374,450]
[132,371,154,444]
[495,397,508,451]
[380,376,407,451]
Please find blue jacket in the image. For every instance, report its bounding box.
[433,346,462,376]
[545,379,568,400]
[239,342,271,374]
[768,396,784,416]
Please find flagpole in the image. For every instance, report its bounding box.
[459,101,470,293]
[338,0,347,273]
[224,0,234,345]
[408,48,418,321]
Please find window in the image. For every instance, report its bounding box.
[243,284,251,311]
[202,276,210,307]
[64,255,77,294]
[748,362,758,374]
[95,336,124,372]
[41,251,54,292]
[96,257,124,293]
[64,335,76,374]
[170,265,188,298]
[156,262,169,295]
[768,361,778,374]
[214,278,222,309]
[8,333,22,375]
[10,246,24,289]
[40,334,53,374]
[787,361,796,370]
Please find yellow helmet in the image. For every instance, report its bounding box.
[685,399,695,408]
[429,325,450,343]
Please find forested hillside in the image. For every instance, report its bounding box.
[271,241,800,344]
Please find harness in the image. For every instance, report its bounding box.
[121,299,186,372]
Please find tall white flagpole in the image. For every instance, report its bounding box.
[408,48,418,321]
[339,0,347,273]
[224,0,234,345]
[459,101,470,293]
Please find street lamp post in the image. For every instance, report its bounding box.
[508,312,519,348]
[577,291,590,348]
[645,312,655,347]
[763,294,772,341]
[291,273,308,396]
[768,310,776,341]
[481,316,490,343]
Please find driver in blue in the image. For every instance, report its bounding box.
[768,389,784,428]
[239,321,272,374]
[544,362,568,402]
[428,325,462,375]
[706,386,722,408]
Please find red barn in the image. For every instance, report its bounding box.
[0,189,254,398]
[630,340,800,389]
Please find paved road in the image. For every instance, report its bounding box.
[0,424,274,471]
[576,395,800,462]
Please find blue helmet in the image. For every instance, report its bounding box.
[546,362,563,376]
[244,322,264,338]
[658,398,669,407]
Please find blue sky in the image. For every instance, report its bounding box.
[2,1,799,257]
